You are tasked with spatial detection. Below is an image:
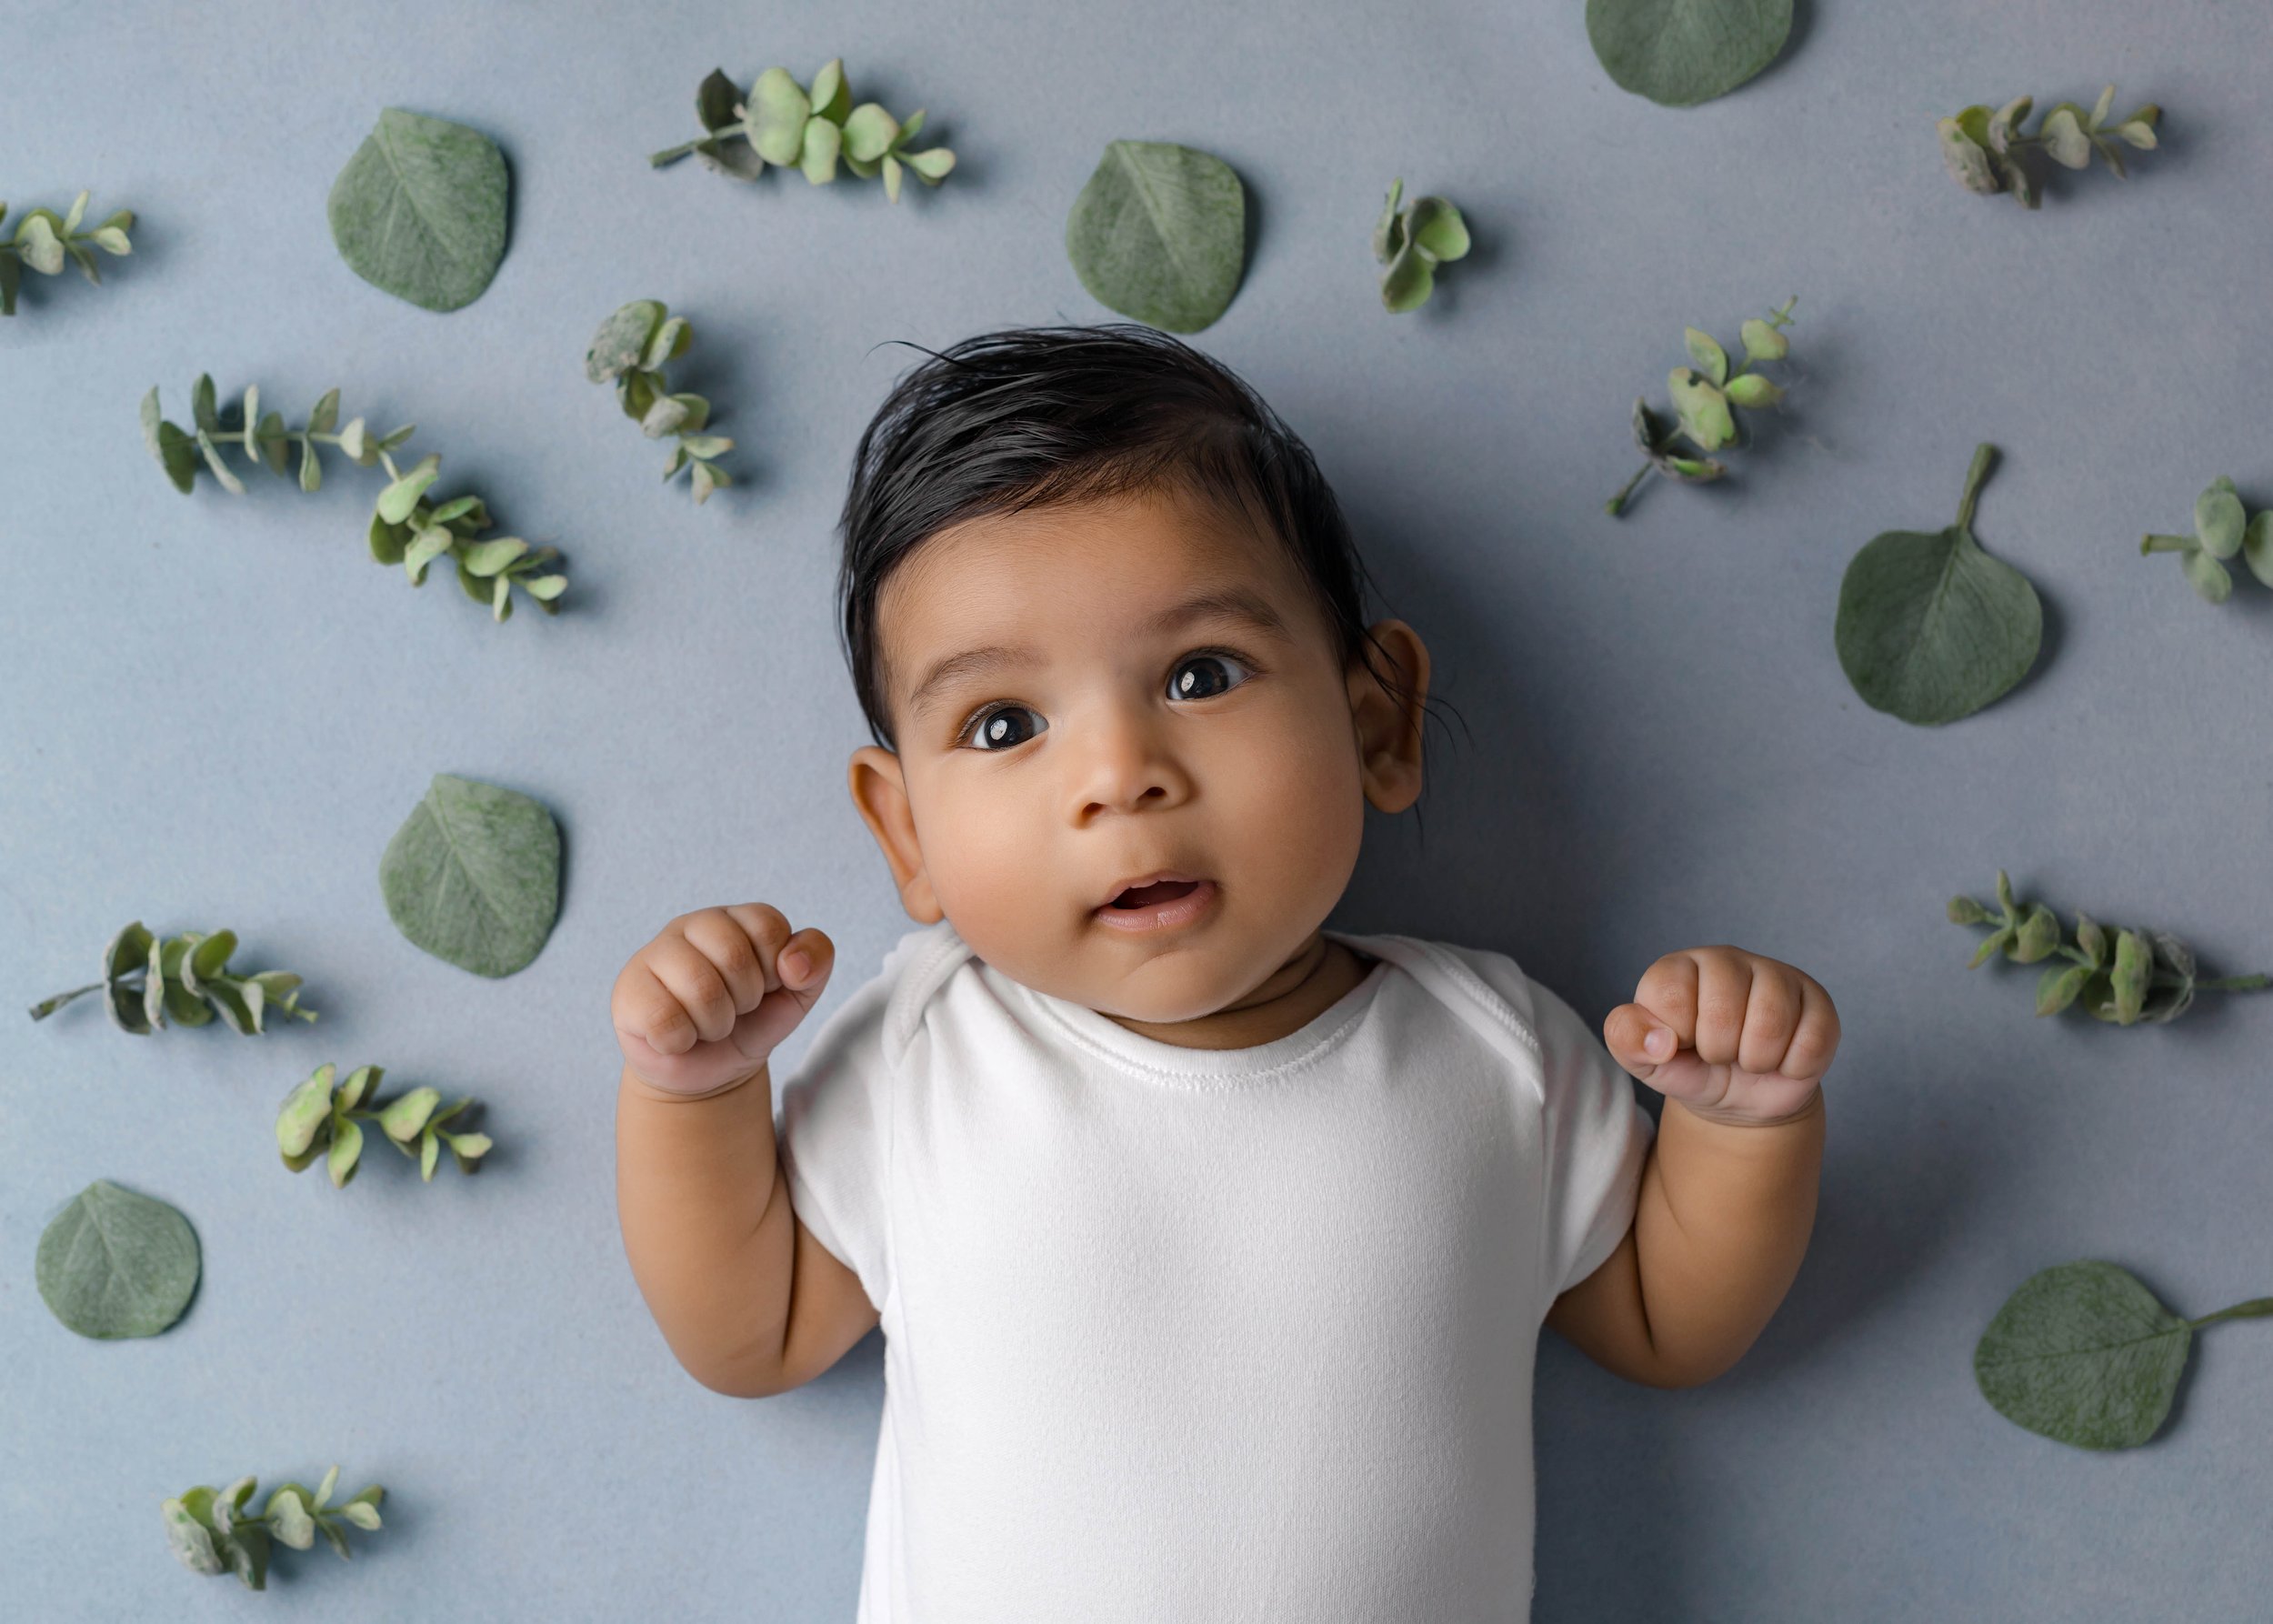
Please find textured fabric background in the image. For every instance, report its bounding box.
[5,1,2269,1618]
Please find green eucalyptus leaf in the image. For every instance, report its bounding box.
[2181,546,2234,605]
[1835,444,2043,727]
[1371,177,1406,263]
[267,1488,315,1550]
[1974,1261,2189,1449]
[420,1129,442,1181]
[842,103,899,163]
[1379,241,1435,313]
[2040,106,2092,168]
[380,773,562,977]
[1683,327,1728,386]
[376,454,441,524]
[1667,368,1735,452]
[2035,963,2090,1017]
[277,1065,337,1161]
[164,1499,224,1576]
[327,108,509,312]
[2194,477,2245,559]
[2243,512,2273,590]
[903,146,955,184]
[748,68,812,166]
[1938,117,1999,194]
[326,1118,365,1188]
[800,115,843,184]
[2011,903,2061,964]
[695,68,741,135]
[586,300,665,385]
[379,1087,441,1144]
[1407,196,1469,262]
[1587,0,1794,106]
[35,1179,199,1339]
[1739,317,1788,362]
[1723,372,1783,409]
[1066,140,1246,335]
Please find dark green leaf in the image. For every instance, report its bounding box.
[1835,444,2043,726]
[379,773,562,977]
[1586,0,1794,106]
[327,108,510,312]
[35,1179,199,1338]
[1065,140,1246,334]
[1975,1261,2188,1449]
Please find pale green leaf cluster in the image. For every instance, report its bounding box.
[1606,296,1796,516]
[1939,85,2159,207]
[28,922,314,1035]
[0,191,134,316]
[1976,1260,2272,1450]
[1949,869,2270,1026]
[35,1180,200,1339]
[164,1466,384,1589]
[2139,476,2273,605]
[1835,444,2044,727]
[651,60,955,202]
[1371,179,1471,314]
[277,1062,493,1188]
[142,375,567,623]
[586,299,736,503]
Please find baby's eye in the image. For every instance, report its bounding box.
[1167,652,1252,702]
[964,705,1046,752]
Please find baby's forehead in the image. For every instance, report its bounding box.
[882,485,1312,634]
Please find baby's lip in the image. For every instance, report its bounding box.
[1096,869,1208,909]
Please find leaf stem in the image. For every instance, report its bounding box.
[2188,1296,2273,1328]
[28,980,105,1019]
[1955,442,1998,532]
[2194,973,2272,992]
[1606,462,1653,516]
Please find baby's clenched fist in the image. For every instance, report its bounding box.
[612,905,835,1098]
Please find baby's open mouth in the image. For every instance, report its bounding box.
[1109,878,1201,908]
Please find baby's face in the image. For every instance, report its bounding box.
[848,482,1423,1026]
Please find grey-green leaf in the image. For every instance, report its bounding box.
[35,1179,199,1339]
[586,300,665,385]
[326,108,510,313]
[1065,140,1246,335]
[1975,1260,2189,1449]
[1586,0,1794,107]
[379,773,562,977]
[1835,443,2043,727]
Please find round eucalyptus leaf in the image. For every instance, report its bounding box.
[380,773,561,977]
[327,108,509,313]
[2194,478,2245,559]
[1835,444,2043,727]
[1975,1260,2189,1449]
[1066,140,1246,334]
[1586,0,1794,107]
[35,1179,199,1338]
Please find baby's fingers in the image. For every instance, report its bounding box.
[614,957,703,1057]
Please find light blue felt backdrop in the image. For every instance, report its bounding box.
[5,0,2271,1618]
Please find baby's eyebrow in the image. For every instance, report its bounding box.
[904,586,1293,719]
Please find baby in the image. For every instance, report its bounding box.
[613,324,1834,1621]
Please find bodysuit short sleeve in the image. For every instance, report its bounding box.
[1524,977,1658,1299]
[773,933,920,1315]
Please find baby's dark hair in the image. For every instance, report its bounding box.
[836,323,1448,776]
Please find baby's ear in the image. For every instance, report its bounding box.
[1349,618,1430,814]
[847,746,944,923]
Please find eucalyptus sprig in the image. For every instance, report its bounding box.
[164,1466,384,1590]
[1939,85,2159,207]
[2,191,135,316]
[142,375,567,623]
[277,1063,494,1188]
[29,922,314,1035]
[586,300,736,503]
[1606,297,1797,516]
[650,60,955,202]
[2140,476,2273,605]
[1371,179,1471,313]
[1949,869,2270,1026]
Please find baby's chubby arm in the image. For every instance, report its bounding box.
[1545,947,1833,1388]
[613,904,879,1397]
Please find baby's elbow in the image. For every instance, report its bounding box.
[684,1357,796,1399]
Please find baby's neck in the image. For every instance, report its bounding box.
[1098,933,1374,1051]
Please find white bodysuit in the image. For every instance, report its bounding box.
[775,918,1655,1622]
